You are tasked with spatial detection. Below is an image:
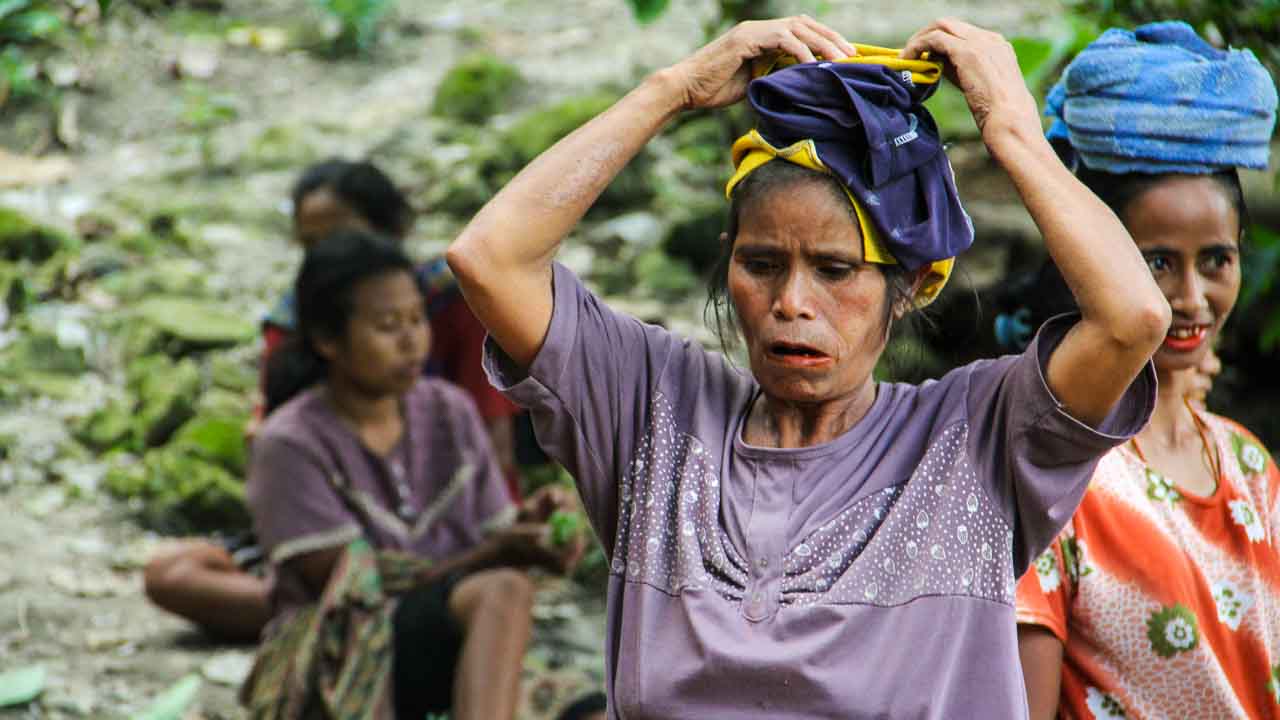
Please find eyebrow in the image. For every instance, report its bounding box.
[733,244,861,263]
[1140,243,1239,256]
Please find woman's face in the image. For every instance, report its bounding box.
[294,187,374,249]
[318,270,430,397]
[1123,175,1241,376]
[728,179,890,406]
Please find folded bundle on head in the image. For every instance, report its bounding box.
[1046,20,1278,174]
[726,45,973,306]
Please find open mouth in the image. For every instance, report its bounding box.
[766,342,831,366]
[1163,325,1209,352]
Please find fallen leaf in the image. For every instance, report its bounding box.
[0,665,46,708]
[132,674,200,720]
[0,149,74,188]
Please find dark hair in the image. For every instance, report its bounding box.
[705,161,917,352]
[264,229,418,414]
[993,163,1249,351]
[291,158,415,239]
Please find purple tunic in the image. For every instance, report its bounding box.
[246,378,514,615]
[485,264,1156,719]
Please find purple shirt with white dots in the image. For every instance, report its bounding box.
[485,264,1155,719]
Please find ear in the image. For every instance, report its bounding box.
[892,267,932,320]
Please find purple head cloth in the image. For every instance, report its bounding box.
[745,60,974,271]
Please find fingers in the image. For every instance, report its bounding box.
[791,16,853,60]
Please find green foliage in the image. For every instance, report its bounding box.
[548,509,585,546]
[432,54,525,124]
[624,0,670,23]
[0,1,66,108]
[0,1,63,44]
[131,296,256,348]
[0,665,45,708]
[312,0,392,55]
[0,207,73,262]
[104,445,249,534]
[132,674,201,720]
[180,83,238,171]
[1240,225,1280,351]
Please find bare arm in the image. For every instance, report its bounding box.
[903,19,1170,427]
[1018,624,1064,720]
[447,17,857,370]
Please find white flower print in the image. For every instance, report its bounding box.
[1229,499,1264,542]
[1034,548,1060,592]
[1085,686,1126,719]
[1164,616,1197,650]
[1241,444,1266,473]
[1211,580,1254,631]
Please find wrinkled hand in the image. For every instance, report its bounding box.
[901,19,1040,143]
[668,16,856,111]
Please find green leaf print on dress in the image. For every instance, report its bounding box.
[1060,536,1094,585]
[1034,547,1060,592]
[1085,686,1127,719]
[1268,664,1280,706]
[1231,433,1269,475]
[1146,604,1199,658]
[1144,468,1181,504]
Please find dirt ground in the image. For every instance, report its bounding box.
[0,1,1064,717]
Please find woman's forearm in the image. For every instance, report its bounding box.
[447,70,687,368]
[987,121,1169,344]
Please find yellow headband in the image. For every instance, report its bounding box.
[725,45,954,307]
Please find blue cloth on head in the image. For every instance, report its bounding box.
[746,60,974,271]
[1046,21,1277,174]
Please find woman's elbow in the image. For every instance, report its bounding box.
[446,232,489,289]
[1116,298,1171,354]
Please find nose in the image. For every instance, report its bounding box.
[1168,265,1210,318]
[772,269,817,321]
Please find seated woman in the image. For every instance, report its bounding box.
[240,229,582,719]
[143,158,523,642]
[1014,22,1280,719]
[447,15,1168,718]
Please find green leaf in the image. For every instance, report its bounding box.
[1,10,63,42]
[0,665,46,708]
[626,0,670,23]
[0,0,33,23]
[97,0,111,14]
[132,674,201,720]
[1239,224,1280,310]
[131,296,256,347]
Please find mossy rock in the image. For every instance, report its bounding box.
[0,331,87,376]
[170,414,249,475]
[432,54,525,124]
[662,192,727,276]
[104,447,250,535]
[75,401,135,452]
[196,387,254,418]
[129,356,202,448]
[132,296,256,349]
[95,259,208,302]
[633,247,700,302]
[0,262,31,317]
[208,352,257,393]
[669,114,729,168]
[246,124,322,170]
[0,207,73,263]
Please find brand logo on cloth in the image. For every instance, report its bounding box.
[893,114,919,147]
[900,69,914,86]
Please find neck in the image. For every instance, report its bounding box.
[324,374,400,430]
[1139,368,1199,448]
[752,381,877,449]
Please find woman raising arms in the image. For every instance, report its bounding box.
[449,16,1167,718]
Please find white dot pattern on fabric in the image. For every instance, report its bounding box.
[612,394,1016,608]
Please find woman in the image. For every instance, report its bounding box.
[1014,22,1280,719]
[240,230,582,719]
[447,15,1167,718]
[143,158,524,642]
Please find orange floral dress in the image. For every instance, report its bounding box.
[1016,412,1280,719]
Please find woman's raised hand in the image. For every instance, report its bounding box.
[900,19,1040,143]
[667,16,856,111]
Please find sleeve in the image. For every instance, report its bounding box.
[966,314,1157,574]
[1015,523,1078,644]
[482,263,685,556]
[245,431,362,566]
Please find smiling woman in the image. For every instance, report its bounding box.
[448,16,1169,719]
[1012,21,1280,720]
